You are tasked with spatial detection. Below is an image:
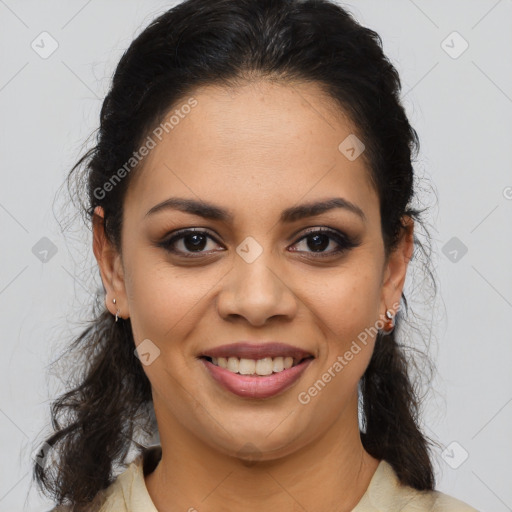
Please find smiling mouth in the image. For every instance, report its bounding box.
[200,355,314,377]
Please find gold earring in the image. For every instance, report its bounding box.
[381,308,395,335]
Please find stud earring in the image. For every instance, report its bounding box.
[381,308,395,336]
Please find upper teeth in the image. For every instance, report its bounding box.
[211,356,295,375]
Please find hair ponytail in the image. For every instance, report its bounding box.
[360,325,435,490]
[34,311,154,510]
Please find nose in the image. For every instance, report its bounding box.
[216,250,298,327]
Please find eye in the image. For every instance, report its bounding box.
[158,229,224,257]
[158,226,359,259]
[289,227,359,257]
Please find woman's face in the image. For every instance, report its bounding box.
[95,80,412,461]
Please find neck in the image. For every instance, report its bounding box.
[145,393,380,512]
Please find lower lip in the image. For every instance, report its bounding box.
[201,358,313,399]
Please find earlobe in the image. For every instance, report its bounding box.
[92,206,128,320]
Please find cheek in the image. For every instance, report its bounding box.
[301,263,382,392]
[309,264,382,346]
[123,249,220,348]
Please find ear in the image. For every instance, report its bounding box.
[380,216,414,316]
[92,206,129,320]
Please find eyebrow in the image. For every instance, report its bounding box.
[145,197,366,223]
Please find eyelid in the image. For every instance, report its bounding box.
[291,227,360,253]
[295,226,351,240]
[159,228,225,252]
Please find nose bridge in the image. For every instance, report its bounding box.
[234,235,282,300]
[217,235,297,324]
[236,244,278,294]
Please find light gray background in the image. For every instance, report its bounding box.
[1,1,511,511]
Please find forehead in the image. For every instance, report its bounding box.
[124,80,378,224]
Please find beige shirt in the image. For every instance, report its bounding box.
[69,446,479,512]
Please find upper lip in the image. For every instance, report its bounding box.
[200,342,315,362]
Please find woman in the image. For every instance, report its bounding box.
[35,0,478,510]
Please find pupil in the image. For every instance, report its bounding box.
[185,234,207,251]
[308,234,329,252]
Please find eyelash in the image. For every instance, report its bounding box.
[158,227,359,259]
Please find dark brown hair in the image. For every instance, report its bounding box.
[34,0,437,509]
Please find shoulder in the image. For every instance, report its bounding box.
[44,479,126,512]
[403,488,480,511]
[95,445,162,512]
[46,446,162,512]
[428,491,480,511]
[355,460,480,511]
